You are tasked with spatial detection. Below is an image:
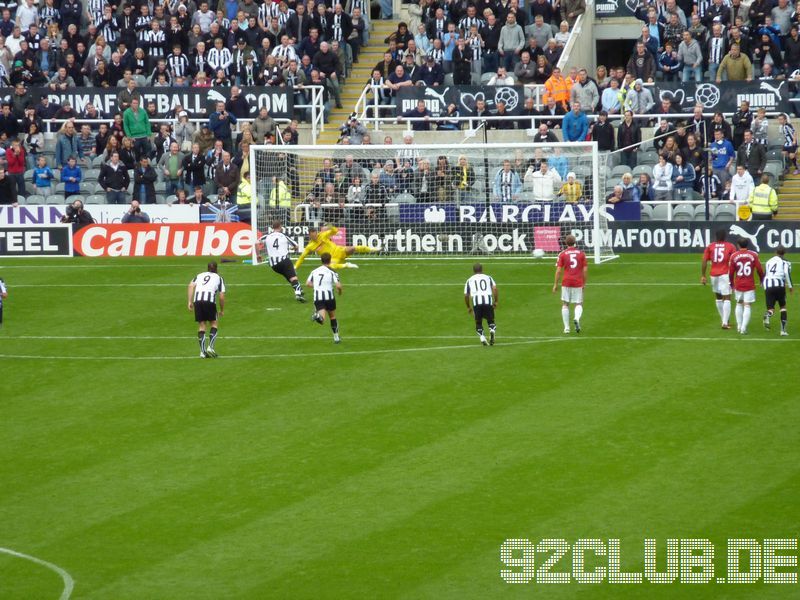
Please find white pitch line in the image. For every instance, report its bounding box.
[0,339,566,360]
[9,282,699,288]
[3,335,545,340]
[0,547,74,600]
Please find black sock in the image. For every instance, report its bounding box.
[781,309,788,330]
[209,327,218,349]
[198,331,206,351]
[476,326,484,336]
[291,280,302,292]
[489,322,496,332]
[331,318,338,333]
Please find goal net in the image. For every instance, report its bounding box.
[249,142,617,263]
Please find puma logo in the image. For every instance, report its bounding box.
[729,224,765,252]
[758,81,785,96]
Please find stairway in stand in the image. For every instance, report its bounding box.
[315,20,399,145]
[775,173,800,220]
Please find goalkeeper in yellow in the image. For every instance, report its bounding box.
[294,226,377,270]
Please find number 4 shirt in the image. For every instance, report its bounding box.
[729,249,764,292]
[557,247,587,288]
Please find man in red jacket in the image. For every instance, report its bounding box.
[6,138,26,197]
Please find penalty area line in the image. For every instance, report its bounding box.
[0,547,74,600]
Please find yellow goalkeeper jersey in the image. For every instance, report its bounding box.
[295,227,346,268]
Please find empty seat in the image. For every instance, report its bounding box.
[85,194,106,204]
[632,165,652,178]
[394,192,415,203]
[83,169,100,182]
[611,165,629,178]
[639,203,654,221]
[713,204,737,221]
[652,203,670,220]
[693,204,711,220]
[91,155,106,168]
[46,195,66,205]
[165,195,178,204]
[26,194,46,204]
[155,195,167,204]
[672,203,694,221]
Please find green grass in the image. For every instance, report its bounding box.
[1,254,798,599]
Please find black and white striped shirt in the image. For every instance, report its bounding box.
[147,29,166,58]
[427,47,444,64]
[331,13,344,40]
[209,47,232,72]
[192,271,226,303]
[709,36,724,63]
[39,6,59,27]
[168,53,190,78]
[272,43,297,63]
[459,16,483,33]
[763,256,793,289]
[259,1,280,24]
[782,123,796,147]
[465,273,495,306]
[86,0,104,25]
[433,18,446,39]
[498,170,514,201]
[307,265,339,301]
[469,35,482,61]
[262,231,298,266]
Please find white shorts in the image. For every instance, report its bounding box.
[735,290,756,304]
[711,274,731,295]
[561,286,583,304]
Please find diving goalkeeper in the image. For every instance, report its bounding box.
[295,225,376,270]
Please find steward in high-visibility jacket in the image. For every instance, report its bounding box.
[748,174,778,220]
[269,179,292,208]
[237,175,253,206]
[543,70,572,109]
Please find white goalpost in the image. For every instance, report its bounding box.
[248,142,617,264]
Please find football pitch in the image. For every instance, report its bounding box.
[1,254,798,599]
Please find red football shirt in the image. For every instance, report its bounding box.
[703,241,736,276]
[729,249,764,292]
[557,247,587,287]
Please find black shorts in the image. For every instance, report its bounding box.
[271,258,297,281]
[314,298,337,312]
[194,300,217,322]
[765,287,787,309]
[785,145,798,153]
[473,304,495,323]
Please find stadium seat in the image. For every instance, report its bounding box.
[480,72,494,84]
[83,169,101,182]
[394,192,415,203]
[767,149,783,162]
[24,169,34,182]
[672,203,694,221]
[385,204,400,221]
[85,194,106,204]
[26,194,46,205]
[91,155,106,168]
[713,204,737,221]
[652,204,670,220]
[632,165,652,178]
[46,195,65,205]
[165,195,178,204]
[572,166,591,180]
[611,165,629,178]
[154,182,167,195]
[207,194,218,203]
[693,205,710,220]
[155,195,167,204]
[639,203,654,221]
[639,151,659,165]
[16,195,26,205]
[69,195,86,204]
[93,182,107,194]
[54,182,66,194]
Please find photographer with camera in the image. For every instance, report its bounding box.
[121,199,151,223]
[208,101,237,154]
[339,113,368,144]
[61,199,95,230]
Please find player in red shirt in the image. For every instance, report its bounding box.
[701,229,737,329]
[553,234,588,334]
[729,238,765,334]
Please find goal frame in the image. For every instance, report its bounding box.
[249,141,615,264]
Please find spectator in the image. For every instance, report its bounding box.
[528,15,553,49]
[174,112,196,152]
[617,110,641,168]
[562,101,589,142]
[214,151,240,203]
[554,20,571,46]
[54,121,81,168]
[736,129,767,180]
[730,164,756,203]
[570,68,599,112]
[498,12,525,70]
[525,159,562,201]
[6,139,25,197]
[0,103,20,140]
[416,55,444,86]
[487,66,514,85]
[514,50,536,84]
[558,172,584,203]
[32,155,55,194]
[121,199,151,223]
[623,79,655,114]
[182,143,207,192]
[98,151,131,204]
[659,41,683,81]
[252,107,276,143]
[601,78,622,114]
[133,156,158,204]
[748,173,779,219]
[158,142,185,197]
[627,42,656,82]
[672,153,695,199]
[652,154,674,201]
[208,100,237,153]
[543,66,572,110]
[620,172,640,202]
[717,44,753,82]
[399,99,431,131]
[492,159,522,202]
[61,155,82,198]
[710,128,735,184]
[590,111,615,151]
[636,173,653,202]
[561,0,586,26]
[123,97,152,160]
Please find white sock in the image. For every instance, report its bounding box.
[715,299,724,319]
[722,300,731,325]
[561,306,570,330]
[574,304,583,323]
[743,305,751,330]
[735,304,744,329]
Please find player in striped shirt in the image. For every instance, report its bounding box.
[729,238,765,335]
[762,246,794,336]
[553,235,587,334]
[188,262,226,358]
[294,225,377,270]
[261,220,305,302]
[701,229,736,329]
[0,277,7,325]
[307,253,343,343]
[464,263,497,346]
